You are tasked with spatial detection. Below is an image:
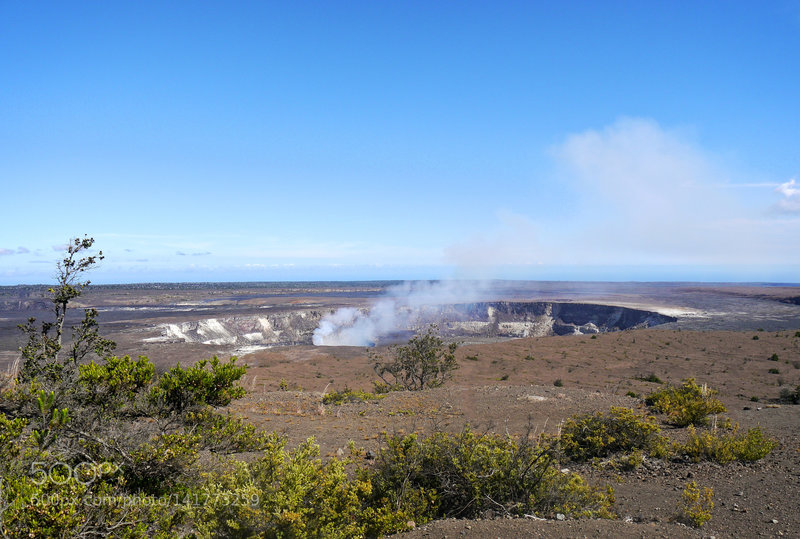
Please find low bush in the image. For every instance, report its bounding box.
[645,379,726,427]
[594,449,645,472]
[779,385,800,404]
[559,407,668,461]
[148,356,247,414]
[185,408,280,453]
[322,387,384,405]
[186,436,406,538]
[677,481,713,528]
[638,373,664,384]
[78,354,155,408]
[367,428,616,521]
[675,425,776,463]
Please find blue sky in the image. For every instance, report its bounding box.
[1,1,799,284]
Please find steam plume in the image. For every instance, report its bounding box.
[312,280,488,346]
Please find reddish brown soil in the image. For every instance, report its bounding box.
[227,329,800,538]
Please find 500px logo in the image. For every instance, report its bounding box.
[29,460,121,486]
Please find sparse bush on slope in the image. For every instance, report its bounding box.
[367,428,616,522]
[676,481,714,528]
[645,378,726,427]
[674,425,776,463]
[558,407,669,461]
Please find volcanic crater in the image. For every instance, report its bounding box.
[144,301,676,350]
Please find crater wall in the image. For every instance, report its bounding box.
[145,302,676,349]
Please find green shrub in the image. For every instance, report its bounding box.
[127,432,201,494]
[149,356,247,414]
[768,368,780,374]
[322,387,384,405]
[78,355,154,406]
[637,373,664,384]
[185,408,280,453]
[769,353,779,361]
[186,436,410,538]
[367,428,615,521]
[595,449,644,472]
[675,425,776,463]
[625,391,640,399]
[645,379,726,427]
[0,412,27,461]
[559,407,668,461]
[370,326,458,391]
[554,379,564,387]
[677,481,713,527]
[752,335,759,340]
[779,385,800,404]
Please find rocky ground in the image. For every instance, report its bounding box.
[221,328,800,538]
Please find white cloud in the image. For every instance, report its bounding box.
[545,117,797,265]
[775,178,800,213]
[440,118,800,272]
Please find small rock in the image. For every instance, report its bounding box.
[735,491,744,496]
[556,513,566,521]
[365,450,376,460]
[771,519,779,524]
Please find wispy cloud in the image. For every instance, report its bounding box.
[0,249,13,256]
[445,210,542,272]
[441,118,800,272]
[176,250,211,257]
[547,118,772,264]
[774,178,800,213]
[52,244,68,252]
[16,246,30,254]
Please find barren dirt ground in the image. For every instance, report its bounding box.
[228,329,800,538]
